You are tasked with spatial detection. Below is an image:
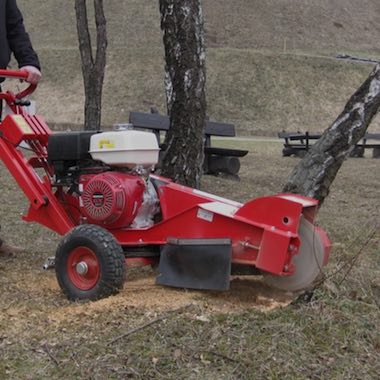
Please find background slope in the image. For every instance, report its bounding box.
[17,0,380,134]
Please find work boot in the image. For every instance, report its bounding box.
[0,242,24,255]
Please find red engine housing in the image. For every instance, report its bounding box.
[79,172,145,229]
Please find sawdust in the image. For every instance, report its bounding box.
[1,252,293,333]
[45,269,293,325]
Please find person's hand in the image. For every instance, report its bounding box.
[20,65,42,85]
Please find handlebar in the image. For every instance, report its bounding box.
[0,69,37,101]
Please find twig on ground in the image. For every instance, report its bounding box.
[1,299,17,311]
[42,342,59,366]
[314,222,378,289]
[107,303,194,345]
[204,350,241,364]
[335,228,378,287]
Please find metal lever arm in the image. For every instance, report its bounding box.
[0,69,37,102]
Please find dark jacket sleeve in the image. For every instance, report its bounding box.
[6,0,40,70]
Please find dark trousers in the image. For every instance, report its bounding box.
[0,85,2,120]
[0,87,1,239]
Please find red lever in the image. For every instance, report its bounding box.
[0,69,37,100]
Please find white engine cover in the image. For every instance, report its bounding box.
[89,130,159,168]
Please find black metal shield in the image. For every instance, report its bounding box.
[156,238,231,291]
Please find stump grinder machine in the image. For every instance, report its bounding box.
[0,70,331,301]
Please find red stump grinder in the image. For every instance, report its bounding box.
[0,70,331,301]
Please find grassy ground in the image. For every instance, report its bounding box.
[0,139,379,379]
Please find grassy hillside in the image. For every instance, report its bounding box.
[21,0,380,52]
[16,0,380,135]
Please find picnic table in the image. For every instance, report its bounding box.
[278,131,380,158]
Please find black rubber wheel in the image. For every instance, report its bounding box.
[55,224,126,301]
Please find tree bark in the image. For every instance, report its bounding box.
[75,0,107,131]
[159,0,207,188]
[283,64,380,205]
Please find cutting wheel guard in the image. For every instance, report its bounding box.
[263,217,328,291]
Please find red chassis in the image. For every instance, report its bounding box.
[0,70,331,300]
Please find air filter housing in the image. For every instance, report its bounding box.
[89,130,159,168]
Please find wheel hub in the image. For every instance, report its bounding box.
[76,261,88,275]
[67,246,100,290]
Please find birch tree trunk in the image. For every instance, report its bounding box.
[283,64,380,205]
[75,0,107,131]
[159,0,206,188]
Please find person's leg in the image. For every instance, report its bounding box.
[0,90,23,254]
[0,86,2,121]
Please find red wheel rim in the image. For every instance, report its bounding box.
[67,247,100,290]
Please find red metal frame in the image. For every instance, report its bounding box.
[0,70,74,234]
[0,69,331,278]
[112,176,325,275]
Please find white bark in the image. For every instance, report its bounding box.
[283,64,380,205]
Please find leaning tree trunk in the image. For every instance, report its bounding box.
[75,0,107,131]
[159,0,206,188]
[283,64,380,205]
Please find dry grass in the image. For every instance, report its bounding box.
[24,48,380,136]
[0,139,379,379]
[13,0,380,135]
[20,0,380,52]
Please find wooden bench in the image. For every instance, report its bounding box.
[278,131,322,157]
[278,131,380,158]
[352,133,380,158]
[127,111,248,175]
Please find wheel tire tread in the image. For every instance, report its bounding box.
[55,225,126,301]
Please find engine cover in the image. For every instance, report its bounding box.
[79,172,145,229]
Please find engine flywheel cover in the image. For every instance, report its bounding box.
[80,172,145,227]
[82,175,125,223]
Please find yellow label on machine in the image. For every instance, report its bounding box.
[98,139,115,149]
[12,115,33,134]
